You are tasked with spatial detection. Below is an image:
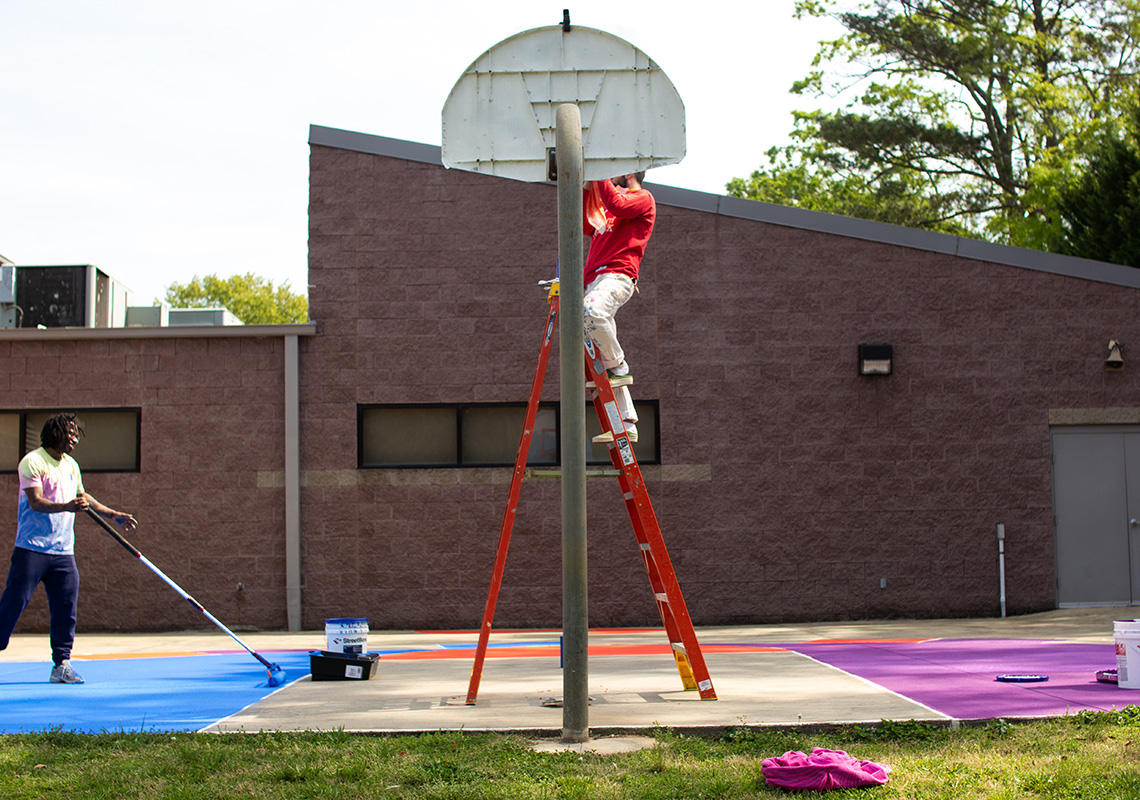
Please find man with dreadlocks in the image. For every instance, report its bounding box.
[0,413,136,683]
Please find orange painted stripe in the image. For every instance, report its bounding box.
[70,641,796,663]
[419,630,560,635]
[74,651,212,660]
[585,628,666,635]
[381,643,787,660]
[415,628,664,635]
[382,647,558,660]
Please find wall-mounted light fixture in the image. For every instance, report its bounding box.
[858,343,893,376]
[1106,339,1125,371]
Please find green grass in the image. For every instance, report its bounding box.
[4,708,1140,798]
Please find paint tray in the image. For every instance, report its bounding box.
[309,650,380,681]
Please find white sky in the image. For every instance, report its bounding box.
[1,1,844,305]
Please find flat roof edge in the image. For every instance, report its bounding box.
[309,125,442,165]
[651,184,1140,289]
[953,237,1140,287]
[0,323,319,342]
[310,124,1140,290]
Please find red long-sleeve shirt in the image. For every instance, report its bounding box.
[582,179,656,286]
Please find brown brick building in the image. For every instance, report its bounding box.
[2,123,1139,634]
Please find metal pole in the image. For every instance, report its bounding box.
[556,102,589,743]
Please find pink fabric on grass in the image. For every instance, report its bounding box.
[761,748,891,791]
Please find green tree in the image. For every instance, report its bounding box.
[1058,105,1140,266]
[162,273,308,325]
[726,146,976,235]
[730,0,1140,249]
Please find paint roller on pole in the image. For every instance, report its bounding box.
[83,507,287,687]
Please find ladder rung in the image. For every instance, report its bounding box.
[525,469,622,478]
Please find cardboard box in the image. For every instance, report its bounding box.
[309,650,381,681]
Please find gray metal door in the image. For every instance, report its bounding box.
[1052,428,1138,605]
[1126,435,1140,601]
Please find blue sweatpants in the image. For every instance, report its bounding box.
[0,547,80,666]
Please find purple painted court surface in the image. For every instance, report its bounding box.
[785,639,1126,719]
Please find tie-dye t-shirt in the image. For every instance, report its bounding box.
[16,447,84,555]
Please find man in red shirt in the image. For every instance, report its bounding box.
[583,171,655,443]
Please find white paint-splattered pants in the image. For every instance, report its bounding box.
[584,272,637,422]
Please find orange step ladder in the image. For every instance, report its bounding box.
[465,282,716,704]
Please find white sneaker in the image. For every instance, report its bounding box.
[592,422,638,443]
[586,367,633,389]
[50,659,85,684]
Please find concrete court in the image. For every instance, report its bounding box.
[2,606,1131,736]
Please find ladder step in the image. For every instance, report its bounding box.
[525,468,622,478]
[586,376,632,389]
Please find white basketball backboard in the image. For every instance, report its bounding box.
[442,23,685,183]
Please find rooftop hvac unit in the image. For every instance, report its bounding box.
[0,265,14,328]
[125,305,170,327]
[14,265,132,328]
[0,265,14,303]
[167,308,243,326]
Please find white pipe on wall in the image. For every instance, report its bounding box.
[997,523,1007,618]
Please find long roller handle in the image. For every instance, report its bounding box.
[82,508,277,672]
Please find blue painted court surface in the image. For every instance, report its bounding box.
[0,641,541,734]
[0,651,313,734]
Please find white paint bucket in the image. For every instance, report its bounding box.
[325,617,369,655]
[1115,620,1140,688]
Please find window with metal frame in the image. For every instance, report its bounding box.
[358,402,659,468]
[0,409,142,473]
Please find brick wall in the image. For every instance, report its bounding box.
[301,141,1140,628]
[8,138,1135,636]
[0,336,289,634]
